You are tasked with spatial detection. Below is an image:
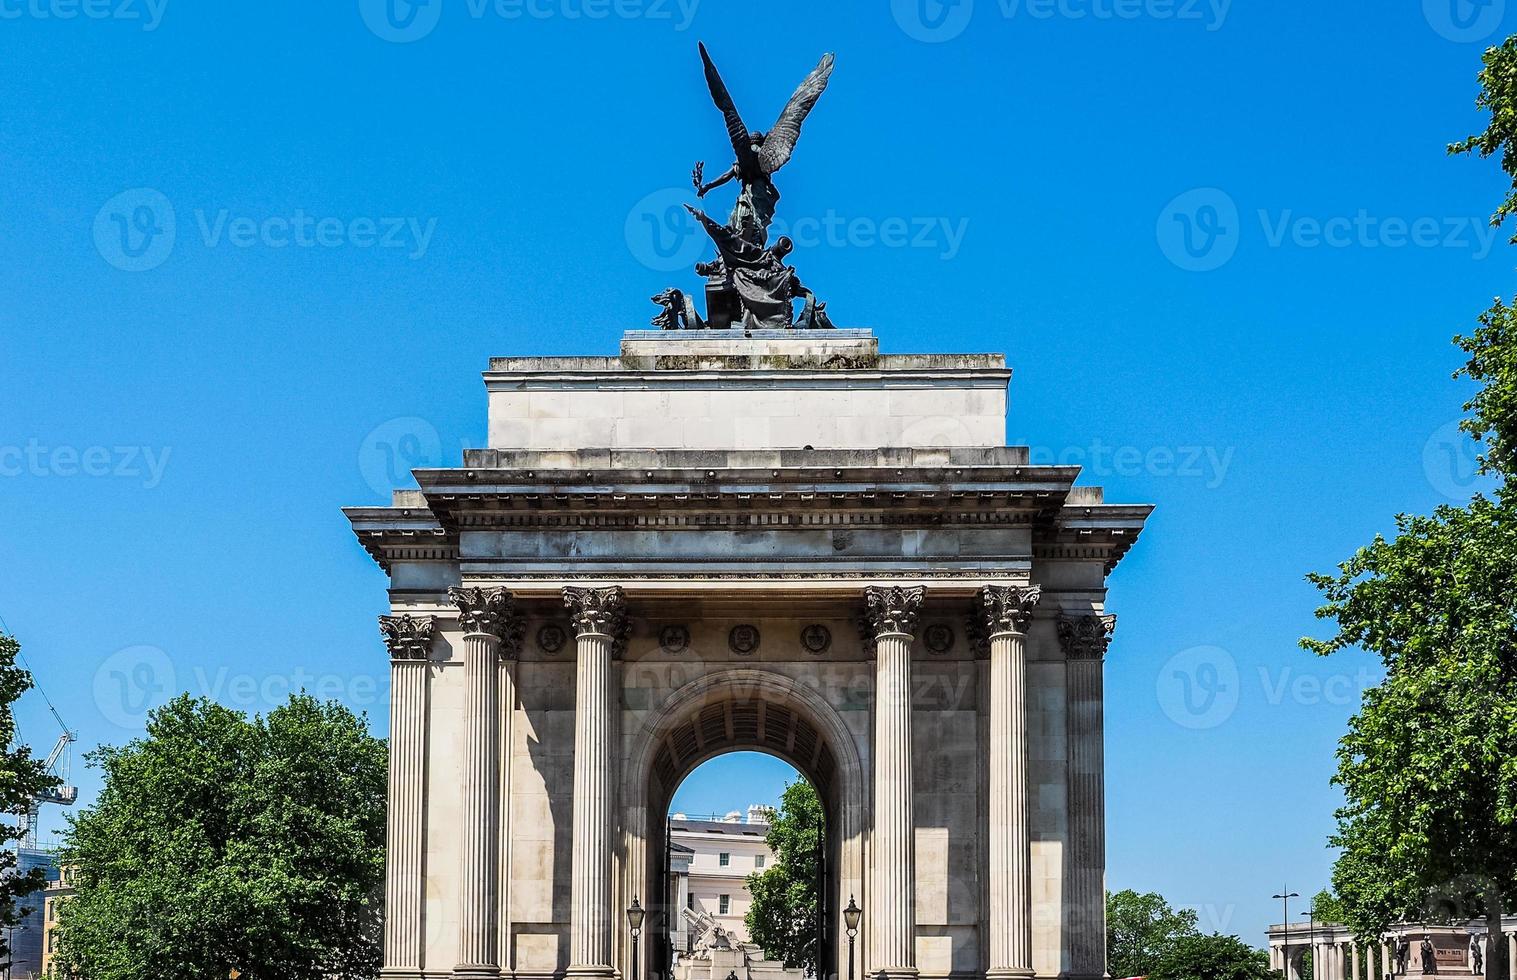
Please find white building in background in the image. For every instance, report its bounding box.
[670,806,776,953]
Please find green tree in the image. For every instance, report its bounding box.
[53,694,387,980]
[1452,36,1517,242]
[1150,934,1275,980]
[745,780,824,975]
[1308,890,1347,926]
[0,634,60,973]
[1303,326,1517,965]
[1106,890,1200,979]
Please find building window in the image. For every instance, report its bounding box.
[719,895,730,915]
[687,893,695,910]
[755,854,765,868]
[718,852,730,867]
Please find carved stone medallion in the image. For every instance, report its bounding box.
[728,625,761,656]
[801,624,832,655]
[659,625,692,654]
[923,623,955,655]
[537,624,567,654]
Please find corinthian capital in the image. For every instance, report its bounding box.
[861,586,927,641]
[1058,614,1117,661]
[562,587,630,643]
[379,614,436,661]
[971,585,1042,646]
[448,587,525,654]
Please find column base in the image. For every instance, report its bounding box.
[379,970,426,980]
[985,970,1035,980]
[565,965,616,980]
[874,968,920,980]
[453,966,502,980]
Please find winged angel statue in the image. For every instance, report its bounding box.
[651,44,839,331]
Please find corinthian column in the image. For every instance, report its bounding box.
[975,585,1041,980]
[563,587,630,980]
[380,614,436,980]
[449,587,524,980]
[1058,613,1117,980]
[863,585,926,980]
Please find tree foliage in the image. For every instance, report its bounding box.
[1106,890,1200,979]
[1149,934,1276,980]
[1451,37,1517,241]
[1456,297,1517,479]
[745,780,824,975]
[0,634,59,972]
[53,694,387,980]
[1304,246,1517,967]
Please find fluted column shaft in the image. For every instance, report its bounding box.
[380,615,435,979]
[458,630,502,977]
[1506,934,1515,980]
[864,586,925,980]
[989,627,1032,977]
[1060,614,1117,980]
[564,587,628,980]
[449,587,523,980]
[977,586,1041,980]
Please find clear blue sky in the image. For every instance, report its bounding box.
[2,0,1510,949]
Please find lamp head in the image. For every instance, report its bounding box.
[844,895,862,933]
[628,896,645,933]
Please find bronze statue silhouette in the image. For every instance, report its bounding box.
[692,42,835,248]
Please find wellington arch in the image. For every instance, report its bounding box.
[347,328,1152,980]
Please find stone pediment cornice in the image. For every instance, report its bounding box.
[345,449,1153,575]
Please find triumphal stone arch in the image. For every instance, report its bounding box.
[348,328,1150,980]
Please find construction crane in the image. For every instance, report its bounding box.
[17,703,77,852]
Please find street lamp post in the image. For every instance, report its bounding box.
[1276,889,1300,980]
[1304,905,1318,980]
[628,896,645,980]
[844,896,862,980]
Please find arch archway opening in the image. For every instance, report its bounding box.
[645,719,845,980]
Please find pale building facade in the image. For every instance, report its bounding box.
[350,330,1150,980]
[1267,919,1517,980]
[669,808,776,950]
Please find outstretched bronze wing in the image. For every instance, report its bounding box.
[759,52,835,176]
[699,43,759,172]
